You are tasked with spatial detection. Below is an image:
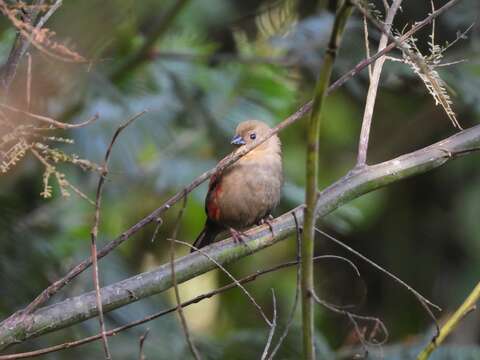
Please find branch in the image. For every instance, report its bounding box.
[0,0,463,329]
[303,2,353,359]
[167,198,202,360]
[417,281,480,360]
[89,112,144,359]
[0,103,98,129]
[0,256,335,360]
[351,0,463,129]
[329,0,461,93]
[8,98,312,321]
[1,123,480,350]
[0,0,43,93]
[356,0,403,167]
[0,0,64,94]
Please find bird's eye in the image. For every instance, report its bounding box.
[250,133,256,140]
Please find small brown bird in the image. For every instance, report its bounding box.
[193,120,283,251]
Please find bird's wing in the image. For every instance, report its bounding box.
[205,171,222,221]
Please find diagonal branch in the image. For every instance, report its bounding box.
[417,281,480,360]
[1,123,480,351]
[0,256,333,360]
[0,0,462,326]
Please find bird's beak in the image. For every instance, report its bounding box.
[231,134,246,146]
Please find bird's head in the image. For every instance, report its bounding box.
[231,120,272,145]
[230,120,281,160]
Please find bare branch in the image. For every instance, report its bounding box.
[267,212,302,359]
[0,257,328,359]
[168,197,202,360]
[362,15,372,81]
[351,0,462,129]
[314,227,441,330]
[356,0,403,167]
[138,329,149,360]
[330,0,461,93]
[174,240,272,327]
[417,281,480,360]
[0,0,463,327]
[311,290,388,357]
[261,290,277,360]
[0,103,98,129]
[0,0,47,92]
[90,111,146,359]
[2,123,480,350]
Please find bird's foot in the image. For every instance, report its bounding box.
[229,228,249,248]
[258,215,275,237]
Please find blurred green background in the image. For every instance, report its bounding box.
[0,0,479,358]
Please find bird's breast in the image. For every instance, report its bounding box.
[215,158,282,228]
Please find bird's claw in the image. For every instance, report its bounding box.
[229,228,250,248]
[258,215,275,237]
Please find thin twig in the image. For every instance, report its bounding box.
[314,227,441,325]
[90,111,145,359]
[311,291,389,354]
[173,240,272,327]
[0,0,84,64]
[90,238,111,360]
[417,281,480,360]
[0,0,45,93]
[138,329,149,360]
[26,53,32,109]
[351,0,463,129]
[329,0,461,94]
[356,0,403,167]
[0,103,98,129]
[362,15,372,81]
[18,0,64,65]
[267,211,302,359]
[168,196,201,360]
[261,290,277,360]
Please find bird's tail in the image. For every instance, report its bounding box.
[192,220,222,253]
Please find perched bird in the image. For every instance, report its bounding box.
[192,120,283,251]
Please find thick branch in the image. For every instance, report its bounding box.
[0,0,463,334]
[1,124,480,350]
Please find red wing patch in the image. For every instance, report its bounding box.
[206,174,222,221]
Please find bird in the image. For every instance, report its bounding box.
[192,120,283,252]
